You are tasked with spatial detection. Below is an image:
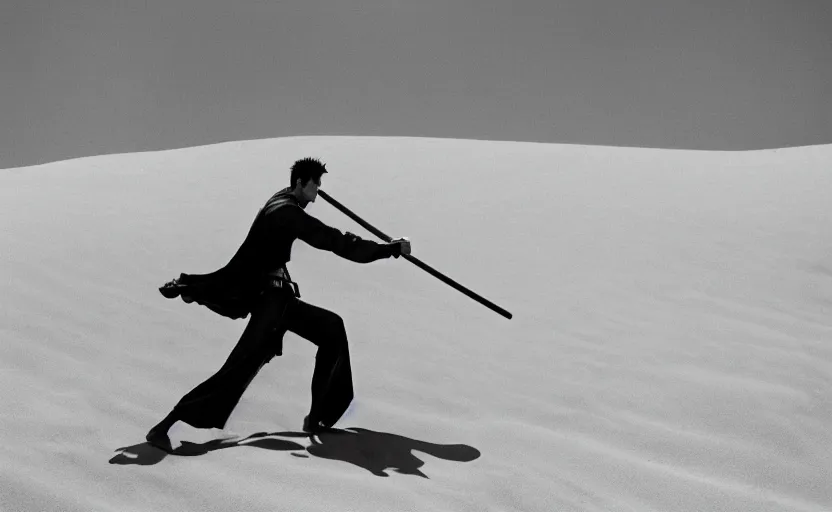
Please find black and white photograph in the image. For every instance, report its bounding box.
[2,2,830,511]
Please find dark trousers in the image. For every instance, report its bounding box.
[169,287,353,430]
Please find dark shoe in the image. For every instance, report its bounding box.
[159,277,187,299]
[302,415,332,434]
[145,413,179,452]
[145,426,174,453]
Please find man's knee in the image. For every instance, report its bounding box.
[324,313,348,351]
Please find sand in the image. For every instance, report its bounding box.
[1,137,830,511]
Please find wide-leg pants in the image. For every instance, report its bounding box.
[168,287,353,430]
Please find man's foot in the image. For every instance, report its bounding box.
[145,426,174,453]
[302,415,333,434]
[145,414,179,453]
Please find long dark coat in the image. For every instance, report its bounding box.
[167,187,396,319]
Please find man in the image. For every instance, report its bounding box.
[146,157,411,452]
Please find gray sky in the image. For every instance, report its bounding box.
[3,0,830,169]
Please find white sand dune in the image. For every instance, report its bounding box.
[1,137,831,511]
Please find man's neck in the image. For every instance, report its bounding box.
[290,188,308,208]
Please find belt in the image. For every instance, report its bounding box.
[265,268,300,298]
[268,267,290,280]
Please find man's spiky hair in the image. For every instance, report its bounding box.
[290,157,328,188]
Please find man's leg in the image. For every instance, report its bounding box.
[284,299,354,431]
[146,289,291,450]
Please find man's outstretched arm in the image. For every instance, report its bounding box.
[291,207,407,263]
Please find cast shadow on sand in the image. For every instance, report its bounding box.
[110,427,480,478]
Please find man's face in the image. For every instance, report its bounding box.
[301,176,321,203]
